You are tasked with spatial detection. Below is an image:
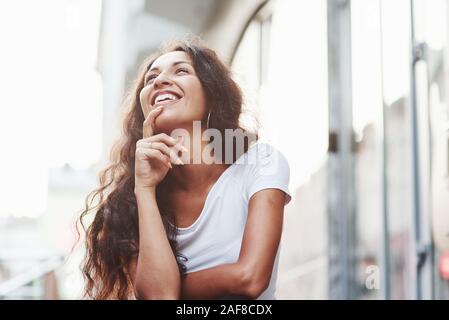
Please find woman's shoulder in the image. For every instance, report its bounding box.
[234,141,291,204]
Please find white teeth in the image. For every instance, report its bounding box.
[155,93,179,104]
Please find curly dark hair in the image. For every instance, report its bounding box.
[76,36,258,299]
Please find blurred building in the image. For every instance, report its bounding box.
[1,0,449,300]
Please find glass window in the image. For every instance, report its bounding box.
[350,0,416,300]
[413,0,449,299]
[380,0,414,299]
[350,0,385,299]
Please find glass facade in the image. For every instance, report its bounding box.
[232,0,449,299]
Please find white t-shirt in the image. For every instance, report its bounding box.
[174,142,291,299]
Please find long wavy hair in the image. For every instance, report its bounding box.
[76,37,258,299]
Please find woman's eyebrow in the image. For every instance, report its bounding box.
[146,60,191,73]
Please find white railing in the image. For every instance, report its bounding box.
[0,254,64,299]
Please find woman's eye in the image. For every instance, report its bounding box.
[176,68,188,74]
[145,74,156,85]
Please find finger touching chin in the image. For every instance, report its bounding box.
[153,115,178,134]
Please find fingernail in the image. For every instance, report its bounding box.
[167,161,172,168]
[180,145,188,153]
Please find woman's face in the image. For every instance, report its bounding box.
[139,51,207,134]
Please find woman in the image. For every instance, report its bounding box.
[78,37,291,300]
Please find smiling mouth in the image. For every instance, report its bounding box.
[153,97,183,108]
[152,92,183,107]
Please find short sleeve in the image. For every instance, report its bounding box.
[242,143,291,205]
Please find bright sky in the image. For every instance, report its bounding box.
[0,0,102,217]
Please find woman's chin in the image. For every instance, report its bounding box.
[154,115,181,135]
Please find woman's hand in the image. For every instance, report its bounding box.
[134,105,186,191]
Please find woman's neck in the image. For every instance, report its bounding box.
[167,162,229,192]
[166,138,229,192]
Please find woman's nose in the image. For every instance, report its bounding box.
[154,73,173,87]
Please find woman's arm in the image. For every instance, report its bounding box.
[181,188,285,299]
[129,186,181,299]
[180,263,247,299]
